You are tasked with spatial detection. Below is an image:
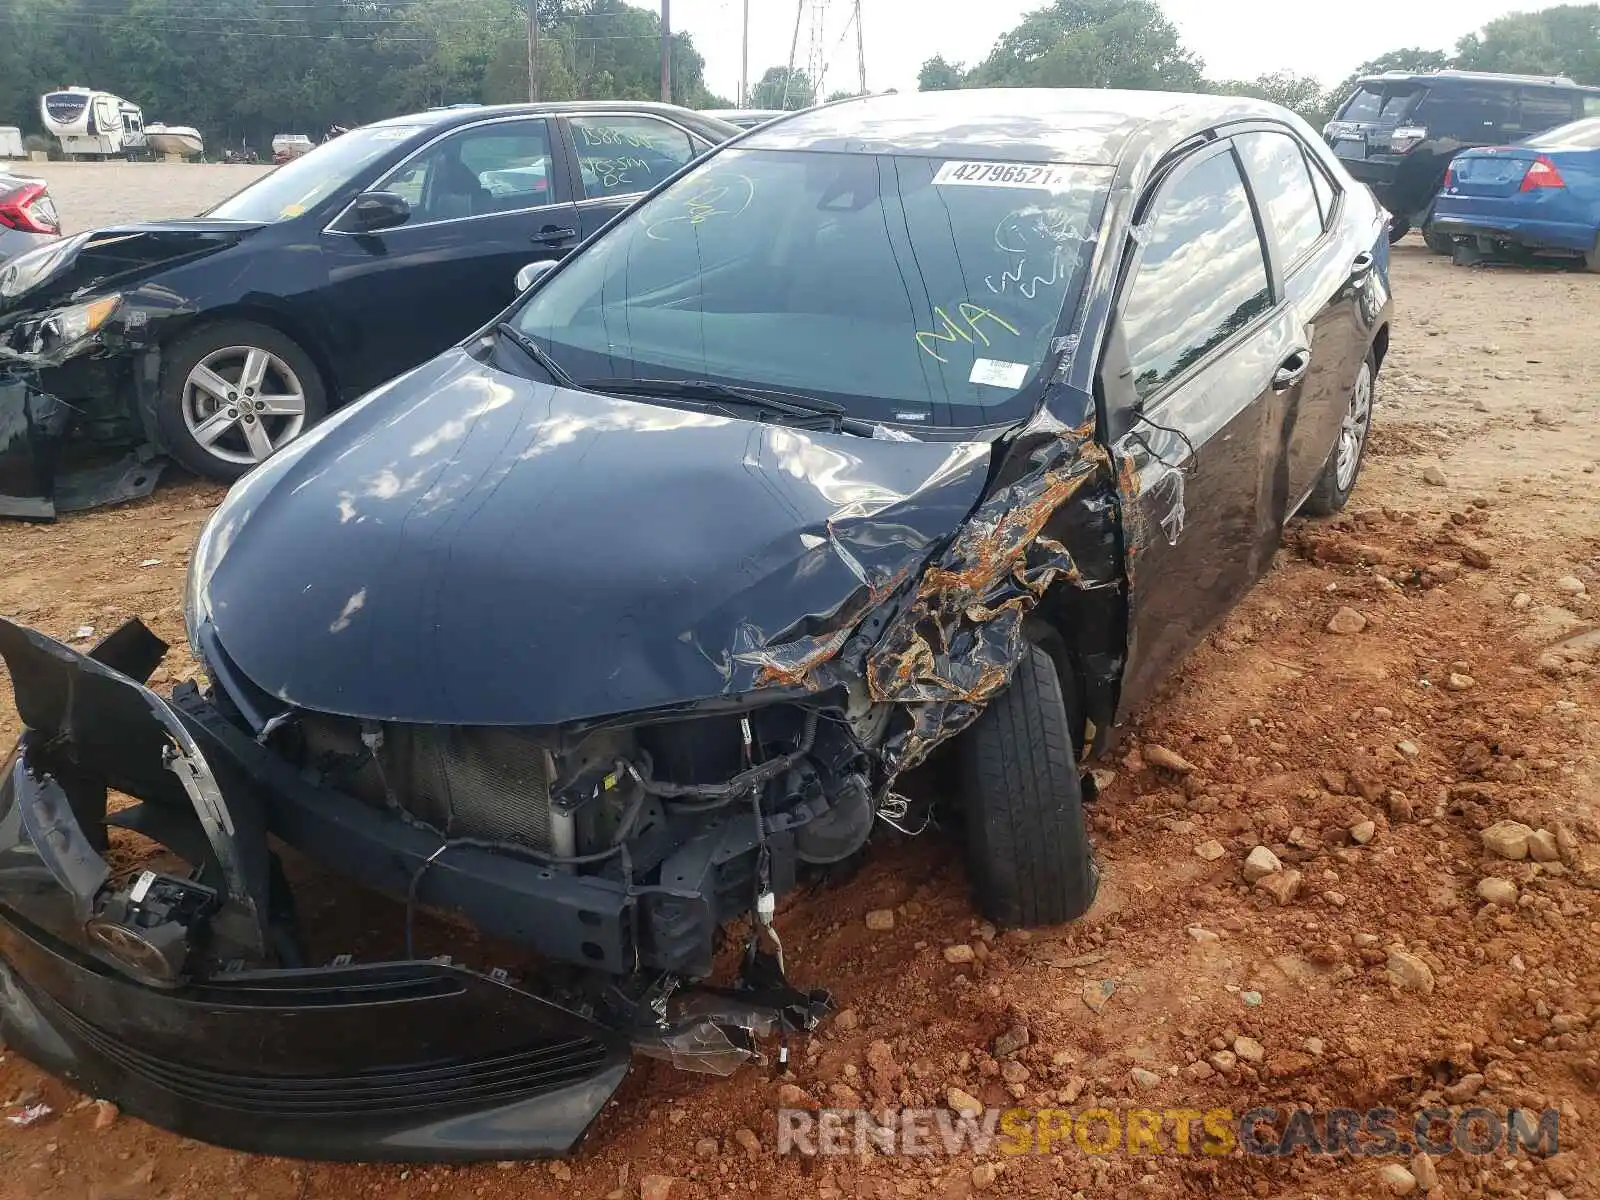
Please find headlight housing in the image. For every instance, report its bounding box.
[0,232,90,299]
[46,294,121,344]
[1,293,121,360]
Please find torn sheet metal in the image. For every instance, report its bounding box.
[864,402,1121,773]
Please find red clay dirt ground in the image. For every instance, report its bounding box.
[0,242,1598,1200]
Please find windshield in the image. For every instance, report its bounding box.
[1339,84,1424,124]
[1526,117,1600,148]
[204,125,425,222]
[513,148,1111,427]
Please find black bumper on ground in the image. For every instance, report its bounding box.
[0,912,632,1161]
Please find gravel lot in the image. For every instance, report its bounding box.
[13,160,274,228]
[0,165,1598,1200]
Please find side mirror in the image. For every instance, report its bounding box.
[349,190,410,232]
[515,259,558,292]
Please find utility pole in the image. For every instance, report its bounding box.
[527,0,538,102]
[660,0,672,102]
[740,0,749,107]
[783,0,804,109]
[855,0,866,95]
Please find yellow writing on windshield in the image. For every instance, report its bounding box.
[915,303,1021,362]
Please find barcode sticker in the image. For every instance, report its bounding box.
[933,161,1078,190]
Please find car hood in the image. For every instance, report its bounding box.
[197,349,993,726]
[0,219,264,314]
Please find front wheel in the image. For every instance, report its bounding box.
[155,321,327,482]
[1303,351,1376,516]
[958,642,1097,928]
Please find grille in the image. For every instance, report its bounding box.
[379,725,554,851]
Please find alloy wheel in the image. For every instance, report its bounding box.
[181,345,307,466]
[1334,361,1373,491]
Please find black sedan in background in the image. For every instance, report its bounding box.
[0,101,737,518]
[0,90,1390,1160]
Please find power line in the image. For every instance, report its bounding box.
[0,14,682,40]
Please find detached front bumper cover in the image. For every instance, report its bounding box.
[0,617,635,1160]
[0,371,163,521]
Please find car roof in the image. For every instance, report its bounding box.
[1355,68,1599,92]
[365,101,741,139]
[739,88,1294,164]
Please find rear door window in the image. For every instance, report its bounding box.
[1417,85,1517,140]
[1121,148,1273,402]
[1518,89,1582,136]
[1304,148,1336,226]
[1235,131,1325,267]
[570,115,697,200]
[1339,84,1424,124]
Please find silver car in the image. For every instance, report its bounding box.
[0,173,60,264]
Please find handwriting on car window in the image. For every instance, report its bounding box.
[644,173,755,240]
[914,303,1020,363]
[985,206,1082,300]
[579,125,659,150]
[582,156,653,191]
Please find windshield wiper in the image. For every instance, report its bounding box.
[579,376,856,430]
[494,322,580,390]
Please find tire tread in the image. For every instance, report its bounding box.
[960,643,1095,928]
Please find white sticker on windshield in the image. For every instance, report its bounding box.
[372,126,424,141]
[969,358,1029,388]
[933,161,1077,190]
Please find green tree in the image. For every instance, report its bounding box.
[1455,4,1600,83]
[967,0,1203,91]
[917,55,966,91]
[750,65,817,109]
[1208,71,1331,125]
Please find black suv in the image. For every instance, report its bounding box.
[1324,69,1600,249]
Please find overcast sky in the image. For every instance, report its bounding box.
[654,0,1563,102]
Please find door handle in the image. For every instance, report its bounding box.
[532,225,578,245]
[1272,350,1311,391]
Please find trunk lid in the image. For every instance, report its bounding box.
[1448,147,1540,197]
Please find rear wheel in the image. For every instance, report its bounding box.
[958,642,1097,928]
[155,320,327,482]
[1586,233,1600,274]
[1303,351,1376,517]
[1387,218,1411,244]
[1423,224,1454,255]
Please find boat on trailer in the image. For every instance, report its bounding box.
[147,124,205,159]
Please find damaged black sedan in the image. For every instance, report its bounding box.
[0,102,735,519]
[0,89,1391,1161]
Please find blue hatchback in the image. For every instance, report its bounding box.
[1432,117,1600,269]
